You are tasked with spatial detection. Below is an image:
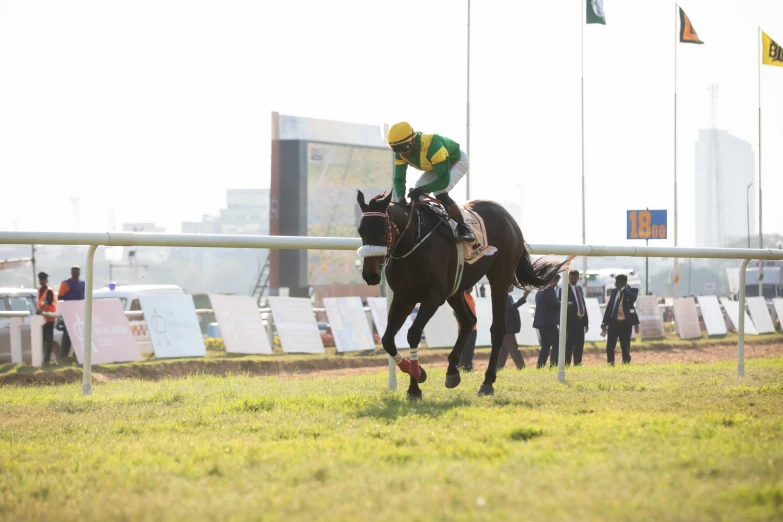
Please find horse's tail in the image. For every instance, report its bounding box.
[514,243,568,290]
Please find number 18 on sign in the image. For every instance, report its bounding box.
[627,210,667,240]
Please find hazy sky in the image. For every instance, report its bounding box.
[1,0,781,247]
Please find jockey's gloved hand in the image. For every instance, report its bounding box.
[408,187,425,201]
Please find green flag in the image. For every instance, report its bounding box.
[586,0,606,25]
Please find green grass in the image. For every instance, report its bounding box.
[1,360,782,521]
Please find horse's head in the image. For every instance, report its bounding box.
[356,190,393,285]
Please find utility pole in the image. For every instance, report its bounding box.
[31,245,36,288]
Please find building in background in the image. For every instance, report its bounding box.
[182,189,269,235]
[123,222,165,233]
[694,129,755,248]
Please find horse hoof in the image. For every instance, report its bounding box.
[444,373,461,389]
[417,367,427,384]
[406,390,423,401]
[477,384,495,396]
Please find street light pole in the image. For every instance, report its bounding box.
[746,181,753,248]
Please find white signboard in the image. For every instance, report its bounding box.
[674,297,702,340]
[720,297,758,335]
[516,302,540,346]
[474,297,493,347]
[638,296,665,339]
[422,303,458,349]
[268,297,324,353]
[208,294,272,354]
[139,295,207,358]
[59,299,141,364]
[367,297,413,349]
[696,295,727,336]
[773,299,783,332]
[746,297,775,334]
[323,297,375,352]
[583,298,604,342]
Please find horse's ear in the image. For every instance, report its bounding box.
[357,190,367,212]
[381,191,393,208]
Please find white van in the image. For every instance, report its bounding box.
[92,284,184,311]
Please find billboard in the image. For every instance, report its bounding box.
[307,142,391,285]
[270,113,393,296]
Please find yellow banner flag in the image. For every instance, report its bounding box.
[762,31,783,67]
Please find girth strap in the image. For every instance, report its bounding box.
[448,242,465,299]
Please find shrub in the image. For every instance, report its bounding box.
[204,338,225,352]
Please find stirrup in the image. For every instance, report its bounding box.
[455,224,475,243]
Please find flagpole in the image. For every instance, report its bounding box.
[758,26,763,295]
[673,3,680,299]
[465,0,471,200]
[581,0,587,286]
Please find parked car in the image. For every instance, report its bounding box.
[0,288,63,363]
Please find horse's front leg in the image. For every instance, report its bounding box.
[403,298,443,399]
[381,296,416,376]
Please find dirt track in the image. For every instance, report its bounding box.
[276,343,783,380]
[1,342,781,386]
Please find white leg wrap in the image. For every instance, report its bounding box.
[410,347,418,361]
[393,353,403,363]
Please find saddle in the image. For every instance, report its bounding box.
[418,202,497,265]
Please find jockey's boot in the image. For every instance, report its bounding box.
[447,202,476,243]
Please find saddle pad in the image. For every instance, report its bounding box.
[452,207,497,265]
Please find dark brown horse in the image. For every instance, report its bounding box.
[357,191,564,399]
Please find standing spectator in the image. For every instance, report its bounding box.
[601,274,639,365]
[565,270,589,366]
[458,288,478,371]
[496,286,530,370]
[479,284,486,298]
[58,266,85,359]
[533,274,561,368]
[36,272,59,365]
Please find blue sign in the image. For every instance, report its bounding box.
[627,210,667,240]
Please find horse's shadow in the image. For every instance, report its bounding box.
[354,396,473,421]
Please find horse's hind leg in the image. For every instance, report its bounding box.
[445,293,477,389]
[479,279,511,396]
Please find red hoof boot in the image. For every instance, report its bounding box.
[409,360,421,381]
[397,358,411,375]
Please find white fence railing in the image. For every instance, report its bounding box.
[1,231,781,394]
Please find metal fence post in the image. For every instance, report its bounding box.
[10,317,23,364]
[82,245,98,396]
[383,267,397,391]
[737,258,751,377]
[557,272,569,383]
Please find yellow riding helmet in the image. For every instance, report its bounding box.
[388,122,416,147]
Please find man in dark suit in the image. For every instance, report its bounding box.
[533,274,561,368]
[601,274,639,365]
[565,269,589,366]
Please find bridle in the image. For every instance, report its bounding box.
[357,197,446,263]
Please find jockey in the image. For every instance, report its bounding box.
[388,122,476,243]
